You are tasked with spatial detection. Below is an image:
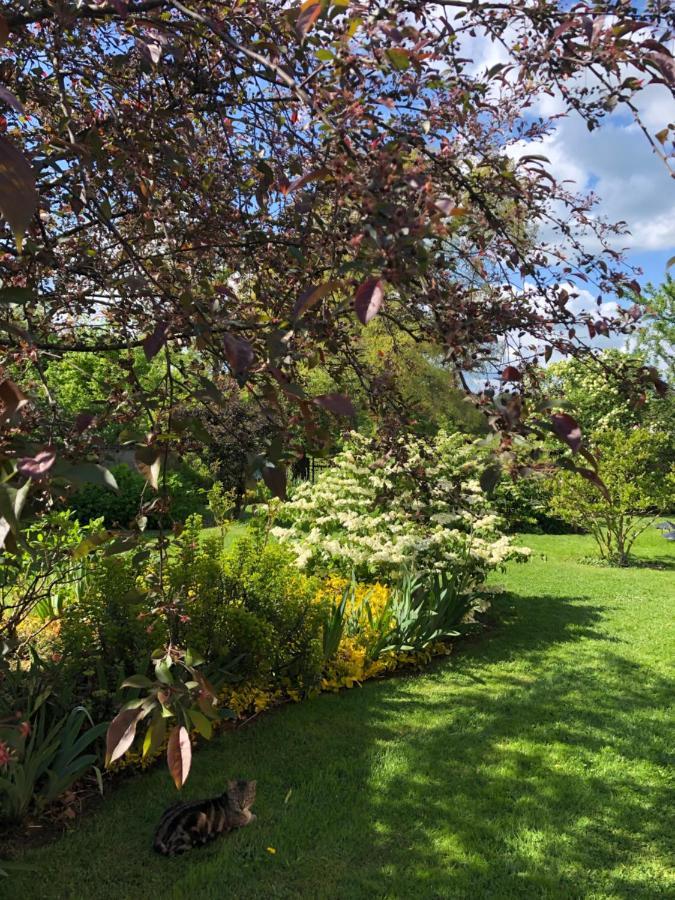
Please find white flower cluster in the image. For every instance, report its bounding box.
[273,431,528,582]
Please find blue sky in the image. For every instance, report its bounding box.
[460,21,675,292]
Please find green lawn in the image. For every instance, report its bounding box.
[6,528,674,899]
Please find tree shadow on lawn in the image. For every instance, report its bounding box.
[14,591,673,900]
[353,595,673,900]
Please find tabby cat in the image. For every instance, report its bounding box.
[153,779,257,856]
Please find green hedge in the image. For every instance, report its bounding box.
[66,462,209,528]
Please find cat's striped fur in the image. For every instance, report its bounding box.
[153,779,256,856]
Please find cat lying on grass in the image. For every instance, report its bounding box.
[153,779,257,857]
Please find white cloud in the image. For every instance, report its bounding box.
[440,13,675,255]
[520,84,675,252]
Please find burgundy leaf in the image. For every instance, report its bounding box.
[501,366,521,382]
[167,725,192,789]
[0,379,28,420]
[261,462,287,500]
[105,707,144,766]
[354,278,384,325]
[75,412,94,433]
[0,135,39,252]
[296,0,321,40]
[223,333,255,375]
[135,446,161,490]
[313,393,356,417]
[576,467,611,501]
[18,447,56,479]
[288,167,329,193]
[551,412,582,452]
[293,281,337,319]
[142,321,168,361]
[0,87,24,115]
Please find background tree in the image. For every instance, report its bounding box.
[549,427,675,565]
[634,277,675,382]
[542,349,674,435]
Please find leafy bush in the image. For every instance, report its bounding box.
[0,705,105,824]
[203,530,323,689]
[491,472,575,534]
[207,481,236,528]
[0,652,105,823]
[66,462,209,528]
[549,427,675,565]
[1,511,104,643]
[272,430,526,581]
[51,555,161,719]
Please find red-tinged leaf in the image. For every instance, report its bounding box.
[296,0,321,40]
[0,379,28,420]
[501,366,521,382]
[293,281,337,319]
[167,725,192,789]
[105,706,143,766]
[143,321,167,361]
[647,50,675,86]
[551,412,582,452]
[544,345,553,364]
[288,167,329,193]
[354,278,384,325]
[74,412,94,433]
[0,87,24,115]
[313,393,356,417]
[667,255,675,270]
[261,463,287,499]
[0,135,38,252]
[576,467,611,501]
[587,321,596,339]
[17,447,56,479]
[651,376,668,398]
[552,19,574,40]
[223,333,255,375]
[655,127,669,145]
[135,445,161,490]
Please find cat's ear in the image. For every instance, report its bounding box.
[249,780,257,791]
[227,779,238,793]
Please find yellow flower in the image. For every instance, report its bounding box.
[266,847,276,854]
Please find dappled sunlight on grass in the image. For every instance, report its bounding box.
[7,528,674,899]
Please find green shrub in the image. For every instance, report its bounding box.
[1,511,104,642]
[491,472,575,534]
[143,516,324,691]
[66,462,209,528]
[53,556,160,718]
[0,652,106,824]
[549,426,675,565]
[219,534,323,688]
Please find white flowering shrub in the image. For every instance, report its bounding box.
[273,431,528,582]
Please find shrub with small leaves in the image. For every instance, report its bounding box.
[273,430,527,581]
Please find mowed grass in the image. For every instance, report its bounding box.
[6,528,674,899]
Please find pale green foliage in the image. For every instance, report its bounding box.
[0,511,105,640]
[207,481,236,527]
[549,427,675,564]
[635,277,675,381]
[544,350,673,434]
[273,431,527,580]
